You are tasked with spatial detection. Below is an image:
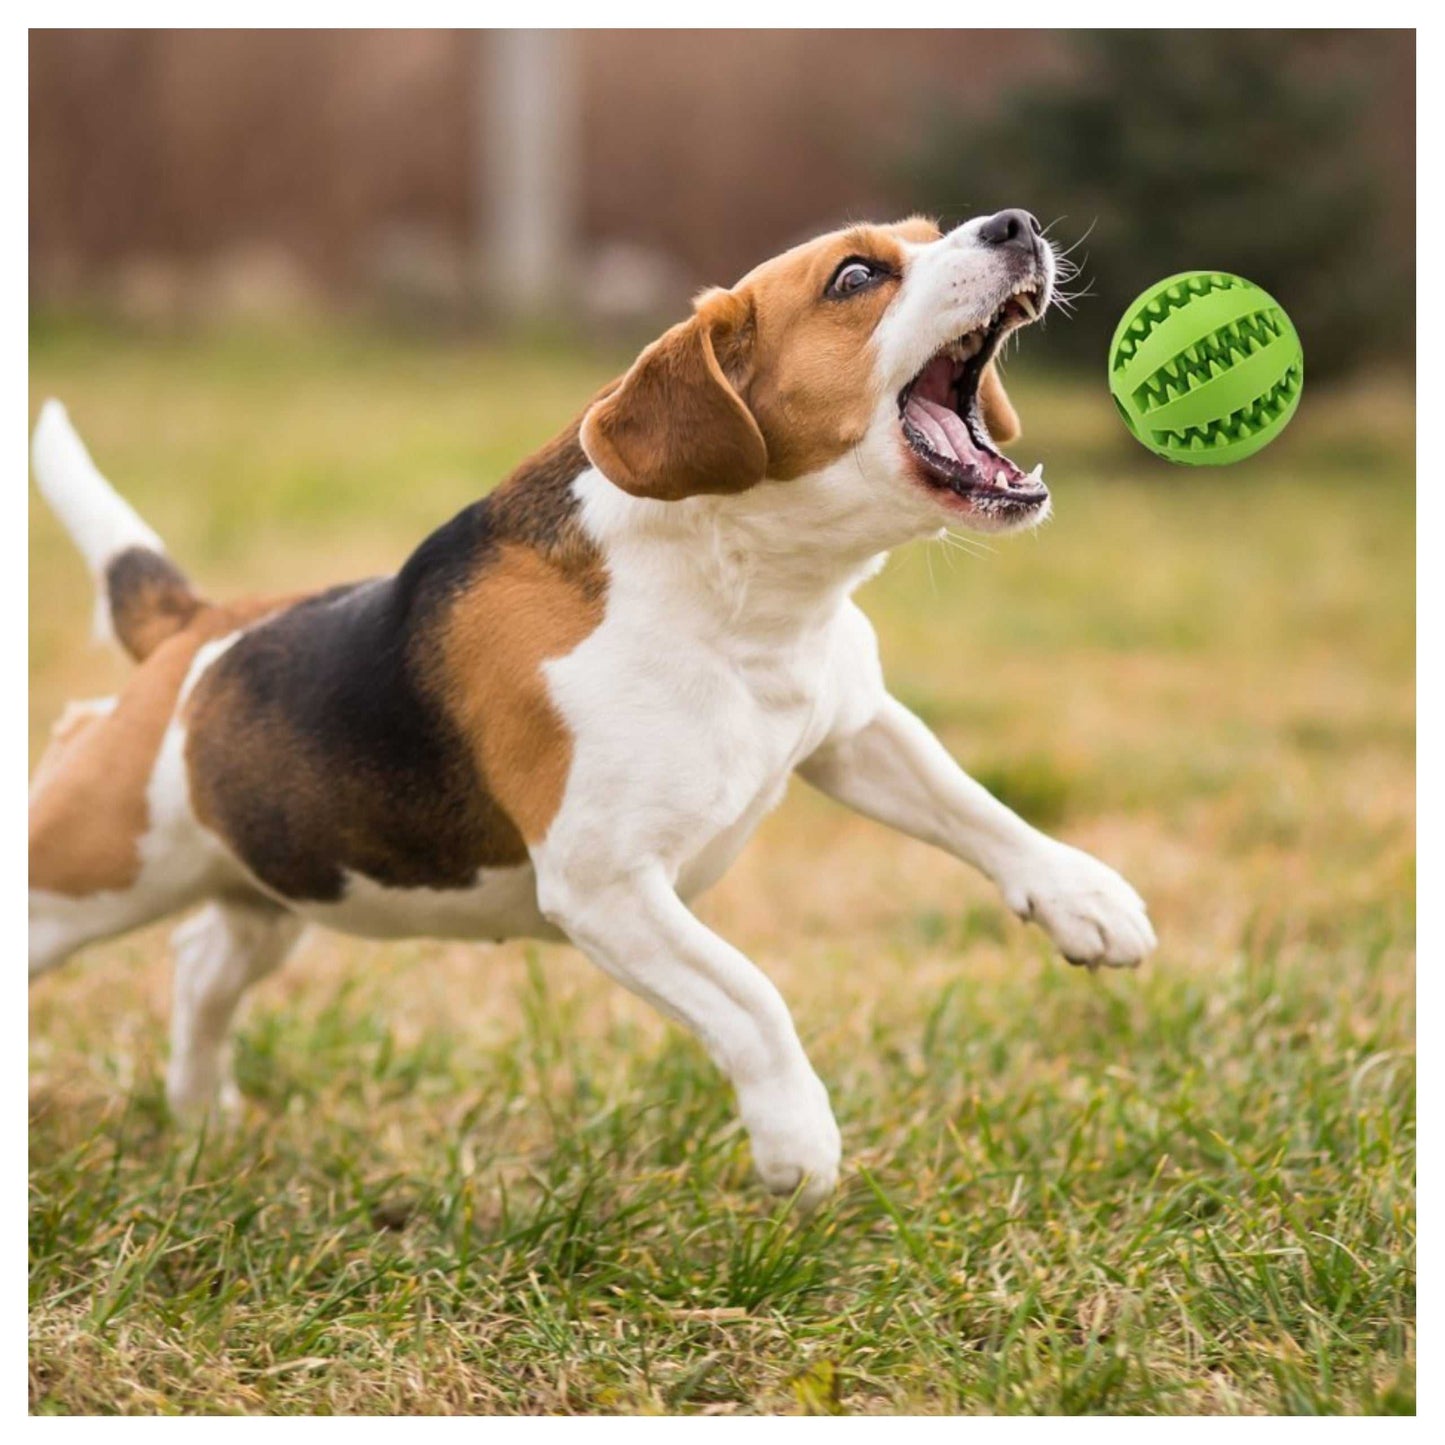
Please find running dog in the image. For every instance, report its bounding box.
[29,211,1155,1207]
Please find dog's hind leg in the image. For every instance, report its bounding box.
[28,820,247,980]
[166,901,304,1119]
[28,885,191,980]
[165,900,303,1119]
[29,716,222,981]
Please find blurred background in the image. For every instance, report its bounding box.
[31,29,1413,370]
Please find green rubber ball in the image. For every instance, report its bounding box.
[1108,272,1303,465]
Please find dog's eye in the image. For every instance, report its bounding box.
[827,259,886,299]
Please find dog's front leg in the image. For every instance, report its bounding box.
[798,694,1156,968]
[535,862,840,1207]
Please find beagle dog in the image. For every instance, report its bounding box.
[29,211,1155,1208]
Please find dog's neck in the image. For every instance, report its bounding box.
[572,465,897,645]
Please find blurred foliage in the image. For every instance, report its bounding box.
[902,32,1412,379]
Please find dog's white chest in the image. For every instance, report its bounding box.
[672,656,828,897]
[543,579,876,896]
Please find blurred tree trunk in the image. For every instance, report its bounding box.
[478,29,578,320]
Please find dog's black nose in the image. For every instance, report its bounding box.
[978,209,1042,250]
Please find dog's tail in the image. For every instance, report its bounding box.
[32,400,204,662]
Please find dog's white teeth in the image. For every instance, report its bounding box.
[1028,463,1044,483]
[1017,293,1038,320]
[943,332,985,364]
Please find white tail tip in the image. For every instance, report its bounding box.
[32,400,169,646]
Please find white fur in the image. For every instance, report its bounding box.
[166,902,303,1117]
[28,687,241,979]
[286,866,555,942]
[31,400,169,644]
[30,218,1154,1208]
[27,627,259,980]
[874,216,1055,394]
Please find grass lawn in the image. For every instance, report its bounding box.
[28,321,1415,1415]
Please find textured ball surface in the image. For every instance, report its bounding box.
[1108,272,1303,465]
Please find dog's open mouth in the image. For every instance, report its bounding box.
[898,282,1048,526]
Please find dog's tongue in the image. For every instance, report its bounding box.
[905,395,989,467]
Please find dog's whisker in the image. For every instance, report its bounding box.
[949,528,996,557]
[935,528,995,561]
[1048,218,1098,261]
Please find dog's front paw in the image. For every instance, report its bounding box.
[1000,841,1156,969]
[739,1071,842,1211]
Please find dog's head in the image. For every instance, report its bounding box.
[581,212,1056,538]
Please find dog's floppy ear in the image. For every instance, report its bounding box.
[581,289,767,501]
[979,363,1021,446]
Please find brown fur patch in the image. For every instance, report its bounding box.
[181,423,604,902]
[580,296,767,501]
[487,423,605,567]
[29,598,281,898]
[581,218,947,497]
[29,700,114,799]
[431,541,606,845]
[979,364,1021,445]
[433,423,608,846]
[106,547,200,661]
[186,589,533,900]
[737,224,920,480]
